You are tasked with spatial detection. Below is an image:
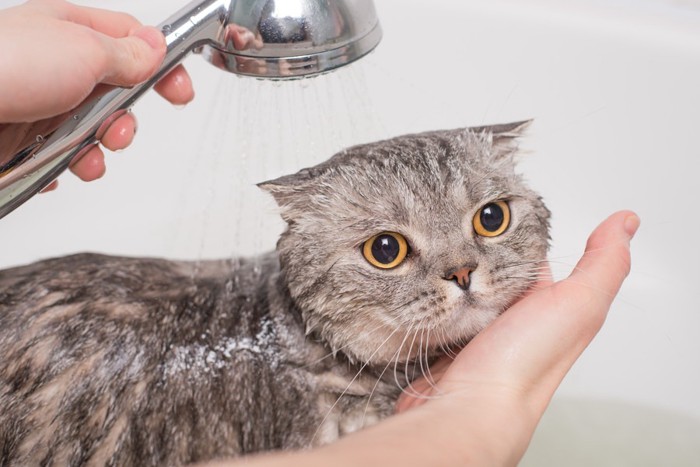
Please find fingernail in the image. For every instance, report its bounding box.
[624,214,640,238]
[170,70,195,105]
[134,26,165,51]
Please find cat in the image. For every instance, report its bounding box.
[0,121,550,466]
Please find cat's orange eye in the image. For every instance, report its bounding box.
[473,201,511,237]
[362,232,409,269]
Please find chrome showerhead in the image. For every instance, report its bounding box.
[199,0,382,78]
[0,0,381,219]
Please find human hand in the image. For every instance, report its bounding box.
[217,211,638,466]
[389,210,638,464]
[0,0,195,189]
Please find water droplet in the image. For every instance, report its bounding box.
[162,24,172,33]
[72,114,80,120]
[35,135,44,143]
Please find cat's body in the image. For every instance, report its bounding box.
[0,123,550,466]
[0,253,394,465]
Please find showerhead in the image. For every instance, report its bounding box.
[201,0,381,78]
[0,0,381,219]
[167,0,381,79]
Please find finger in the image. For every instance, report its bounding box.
[40,180,59,193]
[100,113,137,152]
[98,26,167,86]
[50,3,166,85]
[154,65,195,106]
[564,210,639,308]
[50,0,143,38]
[440,211,638,403]
[538,211,638,353]
[527,211,638,391]
[69,146,106,181]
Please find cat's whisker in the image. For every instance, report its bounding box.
[366,324,444,419]
[420,328,442,395]
[499,258,550,269]
[359,323,420,427]
[305,315,448,433]
[391,323,411,388]
[413,327,428,389]
[311,326,401,446]
[403,326,422,390]
[502,274,546,283]
[501,237,634,275]
[393,323,441,401]
[392,323,425,399]
[437,326,459,360]
[301,316,403,369]
[360,347,401,428]
[417,328,428,384]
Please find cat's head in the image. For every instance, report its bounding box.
[260,121,550,365]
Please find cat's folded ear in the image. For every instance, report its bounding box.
[470,119,532,161]
[258,168,313,197]
[258,168,320,221]
[475,119,532,137]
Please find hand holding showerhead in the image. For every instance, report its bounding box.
[0,0,381,219]
[0,2,196,189]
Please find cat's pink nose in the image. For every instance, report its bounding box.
[447,266,473,291]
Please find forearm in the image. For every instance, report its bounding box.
[209,394,535,467]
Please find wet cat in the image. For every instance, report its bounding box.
[0,121,550,466]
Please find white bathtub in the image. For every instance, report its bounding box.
[2,0,699,464]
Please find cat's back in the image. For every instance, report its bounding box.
[0,252,314,466]
[0,252,211,366]
[1,252,197,318]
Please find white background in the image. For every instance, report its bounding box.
[2,0,699,464]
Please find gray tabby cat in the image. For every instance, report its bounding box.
[0,121,550,466]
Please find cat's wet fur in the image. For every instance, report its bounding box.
[0,122,550,466]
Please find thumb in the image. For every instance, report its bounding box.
[99,26,166,86]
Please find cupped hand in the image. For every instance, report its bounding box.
[392,210,639,465]
[0,0,195,188]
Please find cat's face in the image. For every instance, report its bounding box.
[260,122,550,365]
